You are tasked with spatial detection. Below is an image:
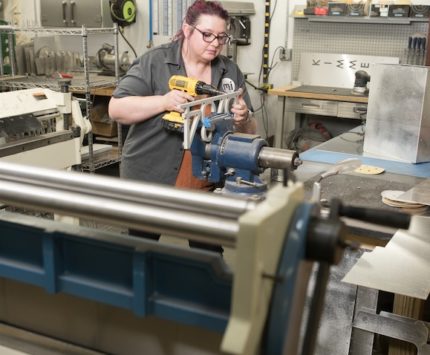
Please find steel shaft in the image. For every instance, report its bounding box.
[0,161,252,246]
[258,147,301,170]
[0,161,256,219]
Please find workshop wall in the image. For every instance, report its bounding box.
[3,0,306,140]
[232,0,303,140]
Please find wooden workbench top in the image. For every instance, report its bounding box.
[269,84,369,104]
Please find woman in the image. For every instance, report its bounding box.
[109,0,255,250]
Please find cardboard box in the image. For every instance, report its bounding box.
[90,104,118,137]
[91,120,118,137]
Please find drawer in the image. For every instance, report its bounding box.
[285,98,338,116]
[338,102,368,119]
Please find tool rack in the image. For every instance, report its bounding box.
[0,24,122,173]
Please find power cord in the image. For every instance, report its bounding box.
[119,26,138,58]
[245,79,267,93]
[109,1,138,58]
[267,45,285,78]
[254,0,279,140]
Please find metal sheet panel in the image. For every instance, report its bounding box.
[363,64,430,163]
[397,179,430,205]
[343,216,430,300]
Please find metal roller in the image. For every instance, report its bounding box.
[258,147,302,170]
[0,179,239,247]
[0,161,257,219]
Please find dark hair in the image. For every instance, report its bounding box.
[173,0,229,41]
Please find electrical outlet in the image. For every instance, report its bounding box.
[279,48,292,61]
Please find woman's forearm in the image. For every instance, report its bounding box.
[108,95,167,125]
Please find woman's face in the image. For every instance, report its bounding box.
[186,14,228,62]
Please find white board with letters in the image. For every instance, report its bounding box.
[298,52,399,88]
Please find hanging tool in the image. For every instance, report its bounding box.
[407,34,428,65]
[109,0,137,27]
[352,70,370,95]
[162,75,224,132]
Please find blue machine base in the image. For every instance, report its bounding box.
[0,203,312,355]
[0,212,232,333]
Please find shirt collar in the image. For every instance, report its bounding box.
[164,40,183,68]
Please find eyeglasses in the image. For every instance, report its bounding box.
[192,26,231,45]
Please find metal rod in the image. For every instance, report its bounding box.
[81,25,94,173]
[427,16,430,66]
[7,32,15,75]
[258,147,301,170]
[113,23,123,156]
[0,29,4,76]
[301,262,331,355]
[0,161,255,219]
[114,23,119,82]
[0,179,239,247]
[179,90,240,111]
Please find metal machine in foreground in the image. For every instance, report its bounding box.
[0,159,349,355]
[0,160,411,355]
[0,87,414,354]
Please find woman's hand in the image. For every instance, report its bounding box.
[163,90,195,113]
[231,96,250,125]
[230,95,256,134]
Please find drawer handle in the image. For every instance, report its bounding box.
[62,1,67,25]
[301,103,321,109]
[70,0,76,25]
[353,106,367,114]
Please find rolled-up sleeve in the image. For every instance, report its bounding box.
[112,56,154,98]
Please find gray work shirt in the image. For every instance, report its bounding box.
[113,39,252,185]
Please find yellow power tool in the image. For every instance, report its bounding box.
[162,75,224,132]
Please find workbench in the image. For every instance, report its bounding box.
[300,127,430,178]
[293,132,429,355]
[268,84,368,148]
[295,127,429,267]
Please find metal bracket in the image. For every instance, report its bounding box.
[353,308,430,355]
[179,90,241,149]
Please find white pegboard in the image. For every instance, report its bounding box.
[291,18,428,81]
